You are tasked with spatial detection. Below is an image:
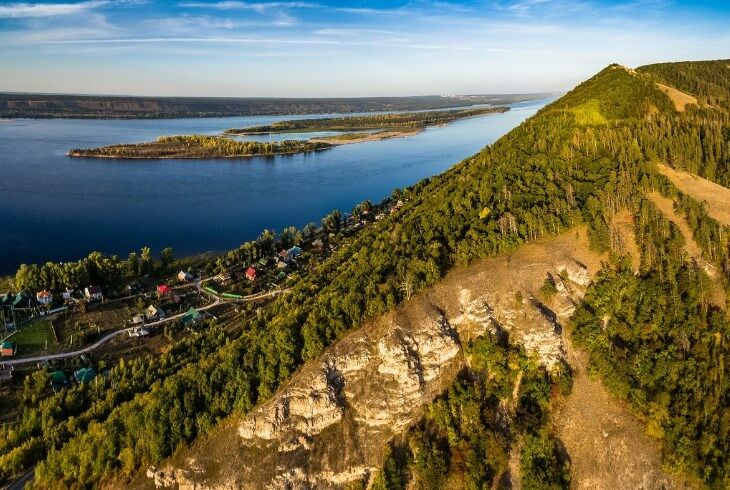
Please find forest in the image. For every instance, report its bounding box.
[223,106,508,134]
[1,60,728,488]
[68,135,332,159]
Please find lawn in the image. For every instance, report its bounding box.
[10,320,57,355]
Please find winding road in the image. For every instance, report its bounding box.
[1,283,287,366]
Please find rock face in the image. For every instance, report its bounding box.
[146,231,602,489]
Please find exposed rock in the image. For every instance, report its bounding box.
[146,231,604,489]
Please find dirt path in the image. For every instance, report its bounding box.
[310,129,420,145]
[658,163,730,226]
[556,338,686,489]
[656,83,697,111]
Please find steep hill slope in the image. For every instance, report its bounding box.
[12,60,729,488]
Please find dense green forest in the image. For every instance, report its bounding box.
[224,106,508,134]
[69,135,332,159]
[3,60,729,487]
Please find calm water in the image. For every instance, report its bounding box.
[0,98,551,274]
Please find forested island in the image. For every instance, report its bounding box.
[68,135,333,159]
[68,106,509,159]
[224,106,508,134]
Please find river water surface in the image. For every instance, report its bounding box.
[0,98,552,274]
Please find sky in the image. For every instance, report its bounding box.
[0,0,728,97]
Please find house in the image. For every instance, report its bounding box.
[84,286,103,301]
[277,249,291,262]
[177,271,193,282]
[245,267,257,281]
[146,305,165,320]
[131,315,144,325]
[181,307,201,326]
[128,326,149,338]
[257,258,269,268]
[62,288,74,302]
[311,238,324,251]
[36,290,53,306]
[276,261,288,270]
[217,272,232,284]
[74,367,96,383]
[13,292,30,308]
[49,370,67,389]
[1,341,16,357]
[287,246,303,259]
[157,284,172,297]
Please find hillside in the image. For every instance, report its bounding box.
[2,60,728,488]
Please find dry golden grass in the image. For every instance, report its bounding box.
[658,163,730,226]
[656,83,697,111]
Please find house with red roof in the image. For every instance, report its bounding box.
[157,284,172,297]
[245,267,257,281]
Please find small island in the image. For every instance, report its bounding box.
[68,135,333,159]
[224,106,509,135]
[69,106,510,159]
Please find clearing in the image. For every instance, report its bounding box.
[555,343,687,489]
[7,320,57,356]
[656,83,697,111]
[646,190,725,306]
[657,163,730,226]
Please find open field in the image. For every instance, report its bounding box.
[9,320,57,356]
[658,163,730,226]
[656,83,697,111]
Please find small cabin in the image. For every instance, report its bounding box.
[84,286,103,301]
[177,271,193,282]
[146,305,165,320]
[287,246,303,259]
[36,290,53,306]
[0,341,16,357]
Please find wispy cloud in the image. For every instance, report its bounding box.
[0,0,108,18]
[179,1,318,13]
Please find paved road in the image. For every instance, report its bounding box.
[1,283,287,366]
[5,469,33,490]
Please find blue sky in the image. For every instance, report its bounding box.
[0,0,728,96]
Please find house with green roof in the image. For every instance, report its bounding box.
[74,367,96,383]
[50,371,68,390]
[1,341,16,357]
[181,307,202,327]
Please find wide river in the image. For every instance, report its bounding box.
[0,98,551,274]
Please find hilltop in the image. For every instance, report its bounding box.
[1,60,728,488]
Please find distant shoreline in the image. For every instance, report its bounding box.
[0,93,548,119]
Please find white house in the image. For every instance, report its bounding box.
[84,286,103,301]
[36,290,53,306]
[146,305,165,320]
[178,271,193,282]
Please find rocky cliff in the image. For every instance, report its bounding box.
[146,230,600,489]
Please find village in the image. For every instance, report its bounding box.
[0,196,404,404]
